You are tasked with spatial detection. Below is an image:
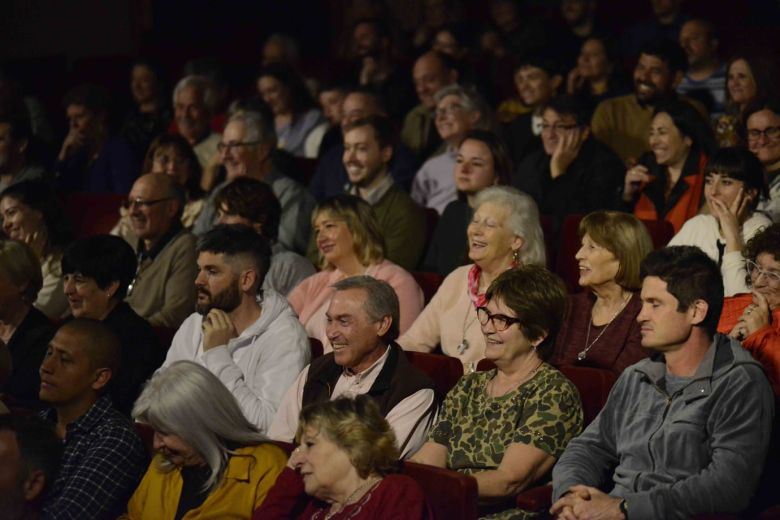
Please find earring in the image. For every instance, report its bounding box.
[512,249,520,265]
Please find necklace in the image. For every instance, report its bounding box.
[321,477,382,520]
[457,303,478,355]
[577,293,631,361]
[488,359,544,397]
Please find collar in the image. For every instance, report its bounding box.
[42,395,114,440]
[223,446,257,482]
[342,344,390,382]
[137,221,183,261]
[346,175,394,206]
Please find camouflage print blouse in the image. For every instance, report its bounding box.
[428,364,584,520]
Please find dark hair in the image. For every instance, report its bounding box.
[460,129,512,185]
[515,51,563,78]
[0,415,62,497]
[142,133,204,200]
[343,86,387,114]
[485,265,567,359]
[343,114,395,150]
[214,178,282,242]
[638,39,688,75]
[653,99,716,156]
[0,99,32,142]
[743,98,780,141]
[0,180,73,253]
[725,55,780,114]
[62,235,137,300]
[197,224,272,287]
[59,318,122,376]
[640,246,723,337]
[744,223,780,266]
[705,146,768,202]
[543,95,593,127]
[62,83,110,113]
[257,62,316,115]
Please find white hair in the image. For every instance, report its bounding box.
[433,83,493,130]
[172,75,216,114]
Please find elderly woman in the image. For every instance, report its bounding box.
[62,235,162,415]
[411,83,492,214]
[718,224,780,398]
[0,240,56,409]
[0,180,72,319]
[621,99,716,233]
[411,266,583,519]
[121,361,286,519]
[669,147,771,296]
[549,211,653,374]
[289,195,423,350]
[422,129,511,276]
[255,395,427,519]
[399,186,546,368]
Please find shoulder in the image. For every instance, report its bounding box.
[532,364,581,402]
[593,95,634,114]
[377,474,424,497]
[171,230,198,249]
[744,212,773,233]
[242,442,289,466]
[372,260,416,281]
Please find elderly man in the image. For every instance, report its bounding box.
[124,173,198,329]
[269,276,437,458]
[676,19,726,117]
[173,75,221,170]
[746,99,780,223]
[551,246,774,520]
[401,51,458,162]
[193,110,314,254]
[163,224,310,432]
[39,319,147,520]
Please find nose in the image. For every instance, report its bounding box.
[40,351,55,374]
[63,277,75,295]
[194,270,207,288]
[574,245,586,260]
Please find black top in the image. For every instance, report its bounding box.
[421,199,473,276]
[175,464,212,520]
[3,306,56,409]
[502,113,544,170]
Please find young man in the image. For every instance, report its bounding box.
[551,246,774,519]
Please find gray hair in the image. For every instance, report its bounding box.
[172,75,216,114]
[227,110,277,147]
[473,186,546,266]
[331,276,400,342]
[132,361,267,493]
[433,83,493,130]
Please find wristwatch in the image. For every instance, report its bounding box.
[619,498,629,519]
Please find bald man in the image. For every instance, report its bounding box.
[125,173,198,329]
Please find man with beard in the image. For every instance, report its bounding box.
[172,75,221,170]
[591,40,707,163]
[123,173,198,329]
[310,114,425,271]
[162,224,310,432]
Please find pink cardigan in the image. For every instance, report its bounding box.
[287,260,424,350]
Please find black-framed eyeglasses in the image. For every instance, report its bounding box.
[747,126,780,141]
[217,140,262,153]
[123,197,173,210]
[476,306,523,332]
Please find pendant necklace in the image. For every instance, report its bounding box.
[457,303,477,355]
[577,293,631,361]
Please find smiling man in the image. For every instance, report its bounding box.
[162,224,309,433]
[268,276,436,458]
[551,246,774,520]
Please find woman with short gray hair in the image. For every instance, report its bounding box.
[411,83,494,214]
[122,361,287,519]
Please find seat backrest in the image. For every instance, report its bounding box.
[134,422,155,456]
[424,207,439,243]
[401,461,478,520]
[558,366,617,425]
[60,192,126,239]
[553,214,586,293]
[641,219,675,249]
[412,272,444,305]
[405,351,464,397]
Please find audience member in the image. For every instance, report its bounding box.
[549,211,652,373]
[566,35,630,112]
[422,129,511,276]
[670,147,770,295]
[55,84,139,193]
[163,224,310,432]
[270,276,436,459]
[257,63,328,158]
[411,266,583,519]
[745,98,780,222]
[309,88,419,201]
[718,224,780,397]
[121,361,286,519]
[291,195,423,349]
[399,186,546,367]
[412,83,492,214]
[554,0,606,68]
[592,40,706,163]
[260,396,427,519]
[0,103,49,193]
[215,177,315,296]
[488,0,547,61]
[316,81,348,156]
[620,99,714,232]
[173,75,221,170]
[401,51,458,162]
[0,415,62,520]
[623,0,689,59]
[551,246,774,519]
[121,174,198,329]
[0,180,72,319]
[512,96,624,233]
[62,235,163,415]
[119,60,171,158]
[194,110,315,254]
[39,319,147,520]
[676,19,726,118]
[261,33,302,68]
[0,240,55,409]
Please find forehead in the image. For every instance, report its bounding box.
[637,54,669,72]
[342,93,372,112]
[517,65,548,79]
[729,59,751,75]
[258,76,282,90]
[223,120,248,140]
[474,200,510,221]
[756,252,780,268]
[320,90,343,102]
[314,210,341,225]
[176,86,203,105]
[0,195,23,210]
[748,109,780,128]
[0,122,12,137]
[197,251,228,267]
[51,328,88,356]
[652,112,675,128]
[485,295,516,315]
[344,125,377,146]
[582,39,605,53]
[66,104,90,117]
[641,275,676,301]
[130,176,164,197]
[542,108,575,122]
[681,21,708,38]
[327,288,369,316]
[459,138,491,157]
[132,64,154,79]
[437,94,462,108]
[414,55,445,78]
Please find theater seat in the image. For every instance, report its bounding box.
[405,351,464,397]
[60,192,125,239]
[401,461,478,520]
[412,271,444,304]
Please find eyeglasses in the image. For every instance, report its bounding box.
[123,197,172,210]
[476,306,523,332]
[540,122,580,133]
[436,104,464,118]
[217,140,262,153]
[746,259,780,285]
[746,127,780,141]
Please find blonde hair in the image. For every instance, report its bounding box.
[312,195,384,270]
[0,240,42,304]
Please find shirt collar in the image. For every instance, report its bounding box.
[346,175,394,206]
[42,395,114,439]
[342,345,390,383]
[137,221,183,261]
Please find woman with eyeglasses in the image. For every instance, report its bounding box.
[718,224,780,398]
[669,147,770,296]
[410,266,583,519]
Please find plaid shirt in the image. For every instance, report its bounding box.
[41,395,147,520]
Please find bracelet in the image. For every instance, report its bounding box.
[619,498,629,519]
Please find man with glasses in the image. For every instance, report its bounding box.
[511,95,623,233]
[193,110,315,254]
[124,173,198,329]
[745,99,780,222]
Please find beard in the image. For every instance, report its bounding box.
[195,280,241,315]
